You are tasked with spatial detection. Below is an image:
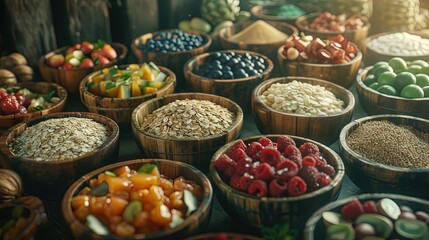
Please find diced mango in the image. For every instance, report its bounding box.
[144,87,158,94]
[150,204,172,227]
[118,84,131,99]
[141,64,153,80]
[131,173,159,190]
[148,81,163,89]
[105,177,132,193]
[91,74,105,84]
[105,86,119,98]
[131,82,143,97]
[103,195,129,218]
[87,82,100,95]
[128,64,140,70]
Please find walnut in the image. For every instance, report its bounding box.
[0,169,23,203]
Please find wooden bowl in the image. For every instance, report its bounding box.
[38,42,127,94]
[252,77,355,145]
[339,114,429,198]
[185,232,262,240]
[130,30,212,88]
[209,135,345,230]
[250,4,307,25]
[0,82,67,132]
[356,67,429,119]
[131,93,243,171]
[79,64,176,124]
[277,45,362,88]
[295,12,370,50]
[0,112,120,200]
[304,193,429,240]
[183,50,273,108]
[62,159,213,240]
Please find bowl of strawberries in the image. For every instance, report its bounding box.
[209,134,345,232]
[38,40,127,94]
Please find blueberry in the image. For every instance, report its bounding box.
[234,69,248,78]
[211,70,223,79]
[228,58,240,66]
[212,64,223,71]
[220,55,231,64]
[213,60,221,66]
[160,49,167,53]
[243,53,252,60]
[223,65,232,71]
[212,52,222,59]
[223,71,234,79]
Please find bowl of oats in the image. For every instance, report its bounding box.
[131,93,244,171]
[0,112,120,199]
[252,76,355,145]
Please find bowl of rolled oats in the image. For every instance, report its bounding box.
[0,112,120,199]
[131,93,244,171]
[252,76,355,145]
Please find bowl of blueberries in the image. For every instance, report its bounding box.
[131,29,212,88]
[184,50,273,108]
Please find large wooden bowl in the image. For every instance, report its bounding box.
[304,193,429,239]
[38,42,127,94]
[277,45,362,88]
[339,114,429,198]
[252,77,355,145]
[183,50,273,108]
[356,67,429,119]
[209,135,345,230]
[62,159,213,240]
[80,64,176,124]
[0,112,120,200]
[295,12,370,49]
[131,93,243,171]
[0,82,67,132]
[250,4,307,25]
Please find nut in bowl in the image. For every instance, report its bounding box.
[339,114,429,198]
[80,63,176,124]
[252,77,355,145]
[210,135,345,231]
[62,159,213,240]
[183,50,273,108]
[0,112,120,199]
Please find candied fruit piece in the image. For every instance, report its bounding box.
[131,173,159,190]
[150,204,172,227]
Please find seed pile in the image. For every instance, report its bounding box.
[259,81,344,116]
[10,117,108,161]
[346,120,429,168]
[141,99,235,139]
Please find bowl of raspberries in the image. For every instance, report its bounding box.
[209,134,345,230]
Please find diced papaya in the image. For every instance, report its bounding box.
[104,195,129,218]
[131,173,159,190]
[147,185,164,202]
[105,177,132,193]
[141,64,153,80]
[74,205,90,222]
[114,166,131,178]
[90,196,106,217]
[144,87,158,94]
[105,85,119,98]
[87,81,100,95]
[71,195,90,210]
[118,84,131,98]
[91,74,105,84]
[131,82,143,97]
[148,81,163,89]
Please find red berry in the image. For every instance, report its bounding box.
[254,162,275,182]
[239,175,253,192]
[246,141,264,159]
[299,142,320,157]
[289,154,302,168]
[214,154,236,172]
[363,200,378,214]
[235,157,252,175]
[231,139,247,151]
[320,165,336,178]
[22,98,33,108]
[315,157,328,168]
[248,180,268,197]
[258,137,273,147]
[302,155,317,167]
[1,95,20,115]
[276,136,296,152]
[14,93,25,105]
[283,145,301,158]
[287,176,307,196]
[0,90,7,99]
[229,175,241,190]
[275,159,299,182]
[227,147,247,162]
[269,178,288,197]
[317,173,332,188]
[341,199,365,221]
[223,166,236,180]
[18,105,27,114]
[298,166,320,192]
[259,147,282,166]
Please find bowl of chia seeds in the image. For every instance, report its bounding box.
[0,112,120,199]
[339,114,429,199]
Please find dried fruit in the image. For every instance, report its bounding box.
[0,169,23,203]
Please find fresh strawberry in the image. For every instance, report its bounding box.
[0,90,8,99]
[79,58,94,69]
[81,41,94,55]
[47,54,65,68]
[363,200,378,214]
[101,43,117,60]
[1,95,20,115]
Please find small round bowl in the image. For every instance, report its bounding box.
[0,82,67,132]
[0,112,120,199]
[304,193,429,239]
[79,64,176,124]
[295,12,370,49]
[183,50,273,108]
[38,42,127,94]
[339,114,429,198]
[250,3,307,25]
[252,77,355,145]
[277,45,362,88]
[62,159,213,240]
[185,232,262,240]
[356,67,429,119]
[131,93,243,171]
[210,134,345,229]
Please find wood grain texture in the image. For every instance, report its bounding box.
[339,115,429,198]
[252,77,355,145]
[356,67,429,119]
[209,135,345,229]
[62,159,213,240]
[183,50,273,108]
[80,65,176,124]
[131,93,244,171]
[0,112,120,200]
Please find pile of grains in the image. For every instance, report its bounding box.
[367,32,429,56]
[10,118,108,161]
[259,81,344,116]
[141,99,235,139]
[346,120,429,168]
[229,20,288,44]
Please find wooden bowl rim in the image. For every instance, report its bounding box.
[131,92,244,141]
[364,31,429,57]
[62,158,213,239]
[183,49,274,83]
[209,134,345,202]
[0,112,120,165]
[250,4,306,21]
[253,76,355,118]
[339,114,429,173]
[131,29,212,56]
[0,198,38,238]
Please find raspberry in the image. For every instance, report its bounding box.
[287,176,307,196]
[248,180,268,197]
[299,142,320,157]
[276,136,296,152]
[258,137,273,147]
[317,173,332,188]
[0,90,7,99]
[223,166,236,180]
[0,95,20,115]
[269,178,288,197]
[230,139,247,151]
[246,141,264,159]
[298,166,320,192]
[254,162,275,182]
[259,147,282,166]
[302,155,317,167]
[235,157,252,175]
[341,199,365,221]
[239,175,252,192]
[363,200,378,214]
[289,154,302,168]
[229,174,241,190]
[320,165,336,178]
[14,93,25,105]
[275,159,298,182]
[214,154,236,172]
[283,145,301,158]
[227,147,247,162]
[18,105,27,114]
[315,157,328,168]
